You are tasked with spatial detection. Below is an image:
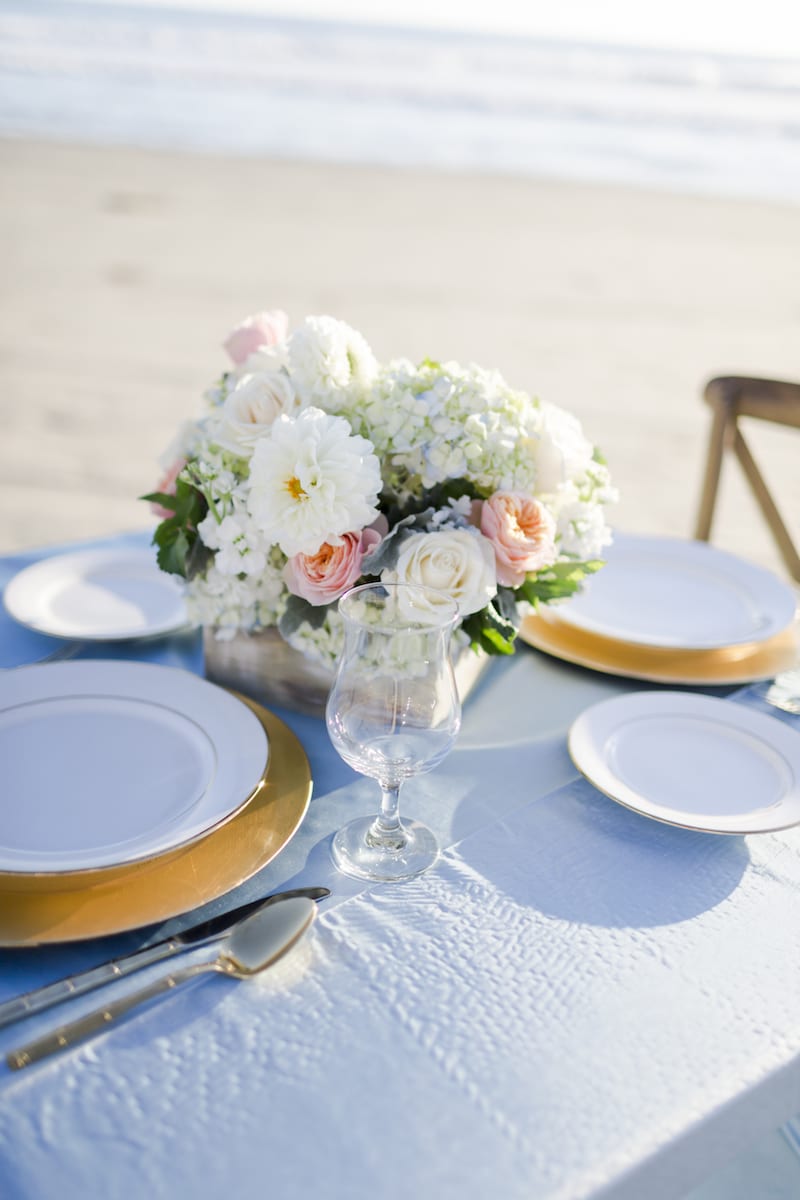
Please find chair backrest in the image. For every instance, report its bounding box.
[694,375,800,582]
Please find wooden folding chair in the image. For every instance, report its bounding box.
[695,375,800,582]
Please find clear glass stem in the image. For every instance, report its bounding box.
[367,782,407,851]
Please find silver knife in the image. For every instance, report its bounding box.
[0,886,329,1031]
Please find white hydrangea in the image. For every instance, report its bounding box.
[288,315,378,411]
[429,495,475,529]
[358,359,542,494]
[284,610,345,670]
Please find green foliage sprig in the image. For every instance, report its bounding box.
[140,479,211,579]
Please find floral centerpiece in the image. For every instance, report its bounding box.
[144,310,617,691]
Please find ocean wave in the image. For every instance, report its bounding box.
[2,1,799,201]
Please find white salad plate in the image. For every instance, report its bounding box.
[569,691,800,834]
[555,533,797,650]
[0,661,269,874]
[3,548,189,641]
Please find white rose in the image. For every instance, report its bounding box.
[385,528,497,617]
[214,371,299,456]
[533,401,594,494]
[236,343,290,377]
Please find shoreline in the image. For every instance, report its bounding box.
[8,131,800,212]
[3,137,799,580]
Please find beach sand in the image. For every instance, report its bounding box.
[2,137,799,579]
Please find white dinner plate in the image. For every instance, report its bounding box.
[3,548,189,641]
[555,533,797,650]
[0,661,269,873]
[568,691,800,834]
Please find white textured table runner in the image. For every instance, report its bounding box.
[2,751,799,1200]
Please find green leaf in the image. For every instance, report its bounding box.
[423,478,483,508]
[361,510,434,574]
[517,559,604,606]
[460,596,518,657]
[140,491,179,513]
[278,595,332,640]
[494,586,521,628]
[184,537,214,580]
[172,478,208,526]
[153,523,192,577]
[146,478,210,581]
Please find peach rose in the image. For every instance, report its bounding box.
[480,491,558,587]
[149,457,185,519]
[284,527,382,606]
[223,311,288,366]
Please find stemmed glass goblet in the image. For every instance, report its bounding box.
[326,582,462,882]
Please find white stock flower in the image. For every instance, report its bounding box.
[553,486,615,559]
[385,528,497,617]
[288,316,378,409]
[185,551,286,636]
[214,371,299,456]
[196,500,271,575]
[247,407,381,558]
[532,402,595,494]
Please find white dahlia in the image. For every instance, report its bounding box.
[246,407,381,558]
[288,315,378,409]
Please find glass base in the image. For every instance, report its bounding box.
[331,815,439,883]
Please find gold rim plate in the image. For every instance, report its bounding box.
[568,691,800,834]
[0,696,312,946]
[519,611,799,685]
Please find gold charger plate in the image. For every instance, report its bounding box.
[0,696,312,946]
[519,611,799,685]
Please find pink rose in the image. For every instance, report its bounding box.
[284,527,382,606]
[150,457,185,519]
[480,491,558,587]
[223,311,289,366]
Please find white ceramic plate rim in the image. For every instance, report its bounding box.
[3,548,190,641]
[0,661,268,872]
[568,691,800,834]
[555,533,797,650]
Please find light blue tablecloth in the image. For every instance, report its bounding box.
[0,531,798,1200]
